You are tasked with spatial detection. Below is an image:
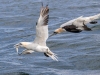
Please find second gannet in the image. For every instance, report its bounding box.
[50,14,100,37]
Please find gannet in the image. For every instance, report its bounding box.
[14,5,58,61]
[50,14,100,37]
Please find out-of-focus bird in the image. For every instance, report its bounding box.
[50,14,100,37]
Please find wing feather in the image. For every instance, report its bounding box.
[60,16,83,27]
[83,13,100,24]
[61,14,100,28]
[72,14,100,27]
[34,5,49,46]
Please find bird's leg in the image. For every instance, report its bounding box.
[44,49,53,57]
[44,53,49,57]
[19,49,34,55]
[82,20,92,31]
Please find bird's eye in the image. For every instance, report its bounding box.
[19,43,22,45]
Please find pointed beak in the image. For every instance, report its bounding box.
[49,32,57,37]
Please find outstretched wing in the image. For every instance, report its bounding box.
[60,16,83,27]
[83,13,100,24]
[61,14,100,28]
[34,5,49,46]
[73,14,100,26]
[71,14,100,30]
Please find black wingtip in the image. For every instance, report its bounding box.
[90,21,97,24]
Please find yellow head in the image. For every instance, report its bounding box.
[14,42,31,54]
[49,28,65,37]
[15,42,30,48]
[54,28,65,34]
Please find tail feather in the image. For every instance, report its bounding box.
[46,49,58,61]
[47,53,58,61]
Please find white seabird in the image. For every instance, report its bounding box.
[50,14,100,37]
[14,5,58,61]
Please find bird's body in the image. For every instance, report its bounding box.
[14,5,58,61]
[62,25,82,33]
[50,14,100,37]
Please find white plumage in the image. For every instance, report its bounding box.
[60,16,83,27]
[14,5,58,61]
[61,14,100,27]
[50,14,100,37]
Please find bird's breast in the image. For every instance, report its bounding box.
[25,43,38,50]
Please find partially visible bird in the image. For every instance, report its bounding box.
[50,14,100,37]
[14,4,58,61]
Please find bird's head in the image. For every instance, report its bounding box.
[14,42,28,48]
[14,42,30,54]
[49,28,65,37]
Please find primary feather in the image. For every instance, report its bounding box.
[34,5,49,46]
[14,5,58,61]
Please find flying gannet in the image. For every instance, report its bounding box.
[14,4,58,61]
[50,14,100,37]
